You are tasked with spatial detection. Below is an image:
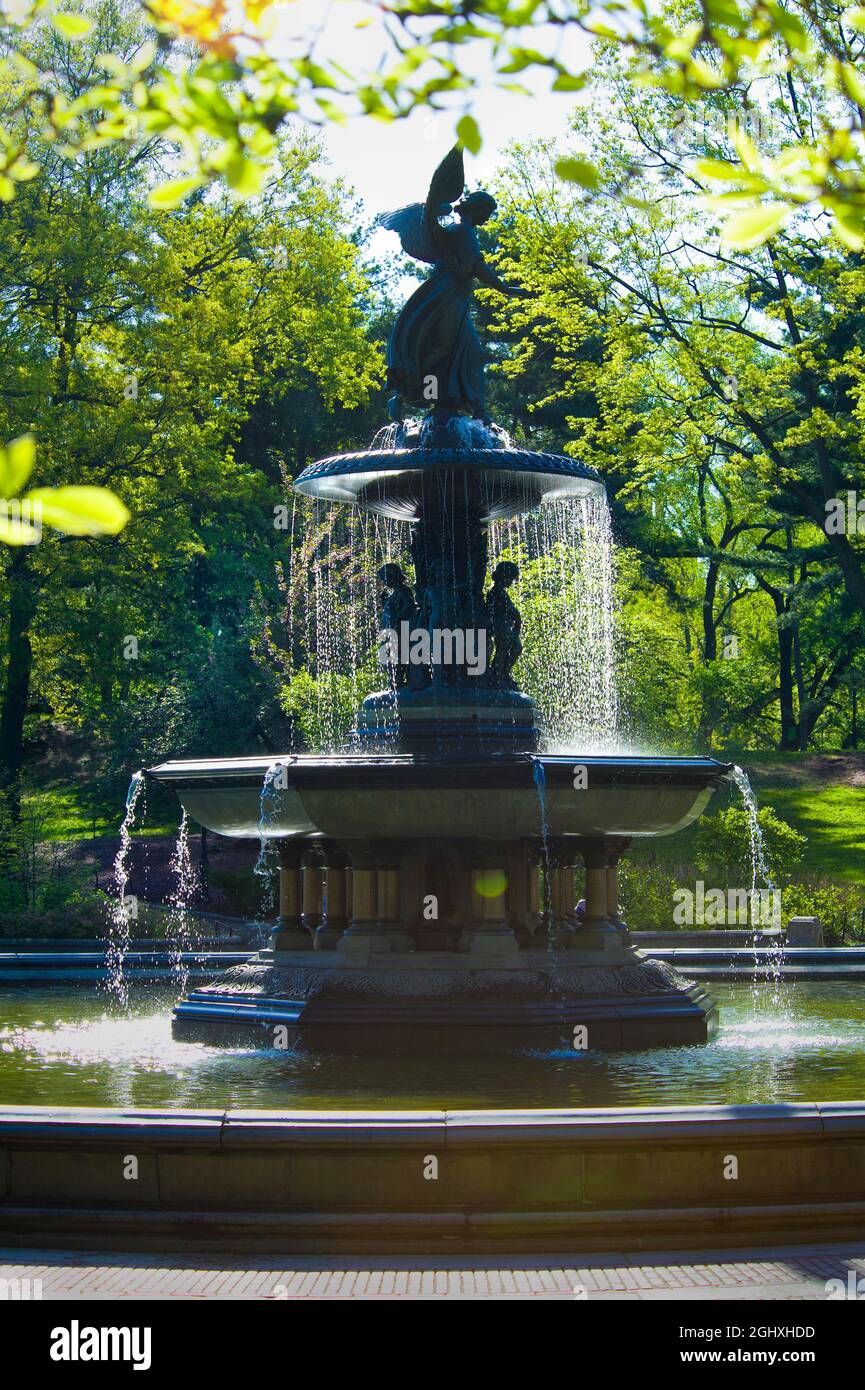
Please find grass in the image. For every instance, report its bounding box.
[20,784,176,843]
[609,751,865,886]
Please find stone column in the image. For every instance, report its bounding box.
[336,844,391,955]
[547,839,579,947]
[269,841,311,951]
[377,841,414,952]
[527,852,542,937]
[606,837,631,941]
[505,841,532,946]
[301,849,324,937]
[458,852,520,957]
[315,848,349,951]
[571,839,624,954]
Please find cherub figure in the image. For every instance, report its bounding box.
[486,561,523,687]
[378,563,427,691]
[379,145,528,422]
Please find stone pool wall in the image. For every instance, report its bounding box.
[0,1103,864,1252]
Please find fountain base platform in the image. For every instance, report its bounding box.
[173,948,718,1053]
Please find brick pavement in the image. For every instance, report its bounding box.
[1,1243,863,1300]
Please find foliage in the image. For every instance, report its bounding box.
[0,1,384,799]
[0,434,129,546]
[695,804,807,883]
[3,1,865,246]
[0,785,91,912]
[618,854,689,932]
[781,876,865,942]
[485,85,865,750]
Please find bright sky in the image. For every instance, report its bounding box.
[266,0,592,218]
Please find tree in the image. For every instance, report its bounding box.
[0,2,382,801]
[3,1,865,248]
[485,72,865,748]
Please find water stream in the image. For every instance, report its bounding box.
[166,809,201,990]
[253,759,286,922]
[106,769,144,1008]
[730,764,785,996]
[284,486,622,754]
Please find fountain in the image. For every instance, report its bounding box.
[148,145,731,1053]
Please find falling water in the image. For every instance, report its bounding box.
[730,764,775,892]
[284,488,621,753]
[253,760,286,919]
[531,756,553,947]
[166,809,201,988]
[489,493,621,749]
[731,764,785,997]
[106,769,144,1008]
[283,496,413,750]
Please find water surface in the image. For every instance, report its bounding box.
[0,982,863,1110]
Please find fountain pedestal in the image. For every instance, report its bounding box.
[151,752,728,1052]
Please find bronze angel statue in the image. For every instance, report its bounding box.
[379,145,527,422]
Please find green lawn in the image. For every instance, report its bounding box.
[745,781,865,885]
[22,784,176,844]
[621,752,865,885]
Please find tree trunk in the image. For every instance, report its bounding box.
[0,549,38,807]
[776,618,798,750]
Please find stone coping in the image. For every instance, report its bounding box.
[2,1100,863,1147]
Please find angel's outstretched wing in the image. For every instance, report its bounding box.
[378,145,466,265]
[378,203,440,264]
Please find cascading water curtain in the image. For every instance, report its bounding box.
[283,489,621,753]
[489,494,622,750]
[284,496,413,751]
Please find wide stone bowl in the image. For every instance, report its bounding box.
[293,446,604,522]
[146,753,733,841]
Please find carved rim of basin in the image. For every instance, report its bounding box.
[146,753,733,842]
[292,447,604,521]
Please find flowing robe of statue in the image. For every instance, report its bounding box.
[387,219,487,416]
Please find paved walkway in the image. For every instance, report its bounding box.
[1,1242,863,1299]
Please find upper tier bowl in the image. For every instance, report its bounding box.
[293,446,605,522]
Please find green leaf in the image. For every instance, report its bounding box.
[149,177,204,209]
[51,13,94,40]
[833,214,865,250]
[721,203,790,249]
[839,62,865,106]
[26,486,130,536]
[829,200,865,249]
[694,157,743,182]
[551,72,587,92]
[224,155,267,197]
[554,157,599,190]
[0,434,35,499]
[456,114,481,155]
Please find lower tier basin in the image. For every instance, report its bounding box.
[1,981,863,1108]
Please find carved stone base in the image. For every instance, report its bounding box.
[172,949,718,1053]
